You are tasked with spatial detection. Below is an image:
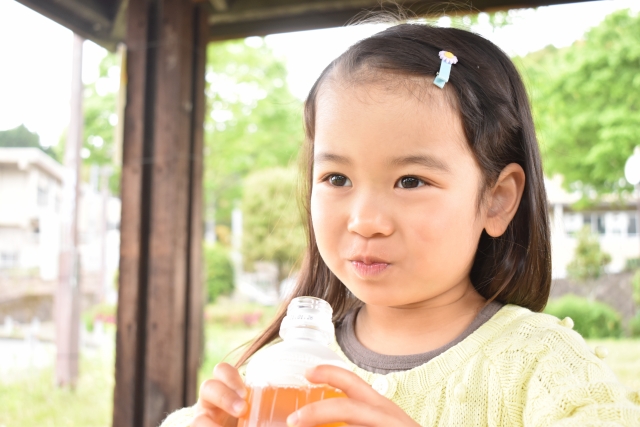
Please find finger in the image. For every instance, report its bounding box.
[194,405,238,427]
[199,379,248,418]
[213,362,247,398]
[288,398,392,427]
[305,365,384,403]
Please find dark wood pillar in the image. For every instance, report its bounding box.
[113,1,207,426]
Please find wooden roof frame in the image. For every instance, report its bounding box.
[17,0,594,50]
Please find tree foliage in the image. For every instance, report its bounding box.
[241,167,305,281]
[204,39,304,226]
[83,52,119,167]
[82,52,121,194]
[0,124,58,160]
[520,9,640,199]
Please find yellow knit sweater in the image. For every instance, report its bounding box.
[160,305,640,427]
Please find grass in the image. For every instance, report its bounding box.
[2,302,639,427]
[0,349,114,427]
[586,339,640,391]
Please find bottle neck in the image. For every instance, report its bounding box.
[284,327,331,346]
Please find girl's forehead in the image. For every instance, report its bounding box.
[313,80,469,157]
[321,72,459,110]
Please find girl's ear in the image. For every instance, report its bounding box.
[484,163,526,237]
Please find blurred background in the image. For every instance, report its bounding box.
[1,0,640,425]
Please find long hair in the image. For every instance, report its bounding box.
[236,23,551,368]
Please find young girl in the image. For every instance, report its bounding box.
[163,23,640,427]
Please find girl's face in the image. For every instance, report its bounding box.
[310,81,488,309]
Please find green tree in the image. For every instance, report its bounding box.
[567,226,612,281]
[0,124,58,160]
[82,52,121,194]
[204,39,304,228]
[83,52,119,167]
[204,243,234,302]
[519,9,640,199]
[54,51,121,194]
[241,167,305,283]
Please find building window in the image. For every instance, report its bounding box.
[596,214,605,235]
[629,214,638,236]
[607,212,626,236]
[0,252,18,269]
[37,186,48,206]
[563,213,583,236]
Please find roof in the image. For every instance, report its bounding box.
[0,147,65,183]
[16,0,594,51]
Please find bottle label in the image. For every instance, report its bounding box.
[246,350,323,387]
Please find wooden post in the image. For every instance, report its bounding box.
[55,32,84,388]
[113,1,207,426]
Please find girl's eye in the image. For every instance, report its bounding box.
[397,176,425,189]
[328,174,352,187]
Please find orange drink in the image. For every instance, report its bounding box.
[237,384,347,427]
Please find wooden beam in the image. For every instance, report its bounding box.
[207,0,597,40]
[113,0,207,426]
[18,0,598,46]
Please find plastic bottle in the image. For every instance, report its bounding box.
[237,296,348,427]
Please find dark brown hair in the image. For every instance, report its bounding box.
[236,23,551,367]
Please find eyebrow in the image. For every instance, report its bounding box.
[390,155,451,173]
[314,152,351,165]
[314,152,451,173]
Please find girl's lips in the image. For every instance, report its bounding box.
[350,260,389,277]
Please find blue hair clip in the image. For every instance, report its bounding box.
[434,51,458,89]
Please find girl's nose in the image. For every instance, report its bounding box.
[346,194,394,238]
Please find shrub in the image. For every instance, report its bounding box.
[82,303,117,332]
[544,294,622,338]
[567,226,611,281]
[626,258,640,271]
[204,243,234,303]
[632,269,640,307]
[630,314,640,338]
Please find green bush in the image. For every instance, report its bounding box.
[567,226,611,281]
[626,258,640,272]
[82,303,117,332]
[204,243,234,303]
[544,294,622,338]
[630,314,640,338]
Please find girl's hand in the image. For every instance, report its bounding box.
[287,365,420,427]
[191,363,247,427]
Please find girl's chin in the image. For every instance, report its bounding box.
[342,282,406,307]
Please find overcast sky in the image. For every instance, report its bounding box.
[0,0,638,148]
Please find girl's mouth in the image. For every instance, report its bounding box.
[350,260,390,277]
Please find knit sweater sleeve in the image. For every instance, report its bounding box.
[158,406,196,427]
[522,328,640,426]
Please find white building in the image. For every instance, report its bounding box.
[547,176,639,278]
[0,147,63,280]
[0,148,121,306]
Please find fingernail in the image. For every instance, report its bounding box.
[287,412,299,427]
[233,400,246,416]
